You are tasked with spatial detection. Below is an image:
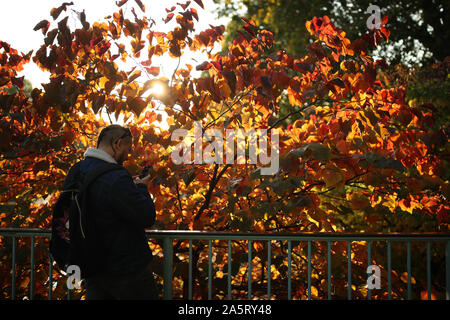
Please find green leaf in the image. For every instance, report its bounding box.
[364,153,405,172]
[286,197,310,211]
[182,168,196,187]
[291,143,331,161]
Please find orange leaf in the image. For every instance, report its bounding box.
[127,96,147,117]
[134,0,145,12]
[193,0,204,9]
[164,13,174,23]
[145,66,160,76]
[127,70,142,83]
[196,61,212,71]
[33,20,50,34]
[116,0,128,7]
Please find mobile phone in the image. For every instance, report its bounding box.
[139,165,152,178]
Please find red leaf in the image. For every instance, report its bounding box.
[241,17,256,27]
[0,77,10,87]
[193,0,204,9]
[0,41,11,52]
[116,0,128,7]
[380,26,390,42]
[178,1,191,10]
[11,76,24,88]
[92,94,105,114]
[211,59,222,71]
[375,59,389,69]
[134,0,145,12]
[145,66,160,76]
[294,62,315,73]
[164,13,174,23]
[127,96,147,117]
[33,20,50,34]
[190,8,199,21]
[50,2,73,20]
[127,70,142,83]
[243,24,256,37]
[96,42,111,56]
[141,59,152,66]
[196,61,212,71]
[166,6,176,13]
[145,111,157,123]
[329,78,346,88]
[90,37,103,48]
[33,160,50,174]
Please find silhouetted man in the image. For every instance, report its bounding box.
[64,124,158,299]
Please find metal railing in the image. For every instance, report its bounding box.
[0,228,449,300]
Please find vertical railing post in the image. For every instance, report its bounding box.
[307,240,311,300]
[427,241,431,300]
[446,240,450,300]
[208,240,212,300]
[407,241,411,300]
[348,240,352,300]
[287,240,291,300]
[228,240,232,300]
[188,240,193,300]
[30,236,35,300]
[248,240,252,300]
[11,235,16,300]
[327,241,332,300]
[267,240,271,300]
[163,237,173,300]
[367,241,371,300]
[387,241,392,300]
[48,252,53,300]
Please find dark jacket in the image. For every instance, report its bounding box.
[63,155,156,278]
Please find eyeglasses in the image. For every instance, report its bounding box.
[117,128,132,140]
[113,128,132,147]
[97,126,132,148]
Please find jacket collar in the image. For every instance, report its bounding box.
[84,147,118,164]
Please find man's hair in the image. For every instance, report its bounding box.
[97,124,132,148]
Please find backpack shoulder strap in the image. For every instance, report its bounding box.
[76,162,124,239]
[81,162,124,192]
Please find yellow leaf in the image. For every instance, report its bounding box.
[336,139,350,154]
[270,265,280,280]
[400,272,416,284]
[218,78,231,99]
[309,285,318,298]
[350,195,370,210]
[322,167,344,189]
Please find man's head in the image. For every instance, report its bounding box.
[97,125,133,165]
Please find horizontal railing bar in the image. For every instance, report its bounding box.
[1,228,449,300]
[0,229,52,237]
[1,228,449,240]
[1,229,449,242]
[145,231,450,240]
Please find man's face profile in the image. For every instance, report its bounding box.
[96,125,133,165]
[114,136,133,165]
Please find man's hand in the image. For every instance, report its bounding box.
[133,174,152,185]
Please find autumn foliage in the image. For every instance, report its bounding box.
[1,0,449,300]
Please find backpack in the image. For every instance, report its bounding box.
[50,161,123,279]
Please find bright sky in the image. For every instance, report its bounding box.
[0,0,230,127]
